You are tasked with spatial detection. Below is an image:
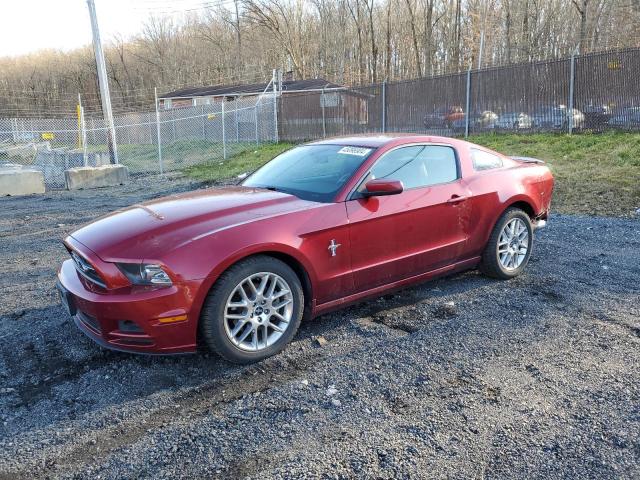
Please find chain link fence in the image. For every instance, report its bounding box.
[0,94,277,189]
[279,47,640,141]
[2,47,639,190]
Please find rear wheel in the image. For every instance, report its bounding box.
[200,256,304,364]
[480,208,533,279]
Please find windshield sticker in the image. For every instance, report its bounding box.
[338,146,372,157]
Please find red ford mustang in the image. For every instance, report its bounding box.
[57,135,553,363]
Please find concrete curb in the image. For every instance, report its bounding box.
[64,164,129,190]
[0,164,46,196]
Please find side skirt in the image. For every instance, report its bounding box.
[312,256,481,317]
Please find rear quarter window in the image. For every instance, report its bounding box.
[471,149,503,171]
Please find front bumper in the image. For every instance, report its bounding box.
[57,259,201,354]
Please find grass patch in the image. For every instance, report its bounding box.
[181,132,640,217]
[470,131,640,216]
[85,140,271,174]
[183,142,294,181]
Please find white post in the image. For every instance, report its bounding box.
[86,0,118,164]
[78,94,88,166]
[154,87,164,174]
[222,101,227,159]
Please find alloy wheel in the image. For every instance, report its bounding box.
[223,272,294,352]
[498,218,529,271]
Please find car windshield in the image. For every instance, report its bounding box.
[242,144,375,203]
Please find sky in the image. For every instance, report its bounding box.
[0,0,208,58]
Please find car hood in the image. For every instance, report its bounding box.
[70,186,317,261]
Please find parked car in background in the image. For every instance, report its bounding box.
[532,105,584,130]
[423,107,448,128]
[607,107,640,129]
[443,106,465,126]
[582,104,612,129]
[423,106,464,129]
[57,135,554,363]
[450,111,498,132]
[495,112,533,130]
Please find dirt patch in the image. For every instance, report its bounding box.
[0,178,638,478]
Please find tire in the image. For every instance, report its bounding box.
[200,255,304,364]
[480,207,533,279]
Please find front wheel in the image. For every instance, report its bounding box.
[480,208,533,279]
[200,256,304,364]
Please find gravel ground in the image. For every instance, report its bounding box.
[0,179,639,479]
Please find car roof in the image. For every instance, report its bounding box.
[307,134,464,149]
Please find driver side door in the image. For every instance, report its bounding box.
[346,144,469,293]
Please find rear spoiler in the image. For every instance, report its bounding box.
[510,156,546,164]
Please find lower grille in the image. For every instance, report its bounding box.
[77,311,101,334]
[114,338,154,346]
[118,320,144,333]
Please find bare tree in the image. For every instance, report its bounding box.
[1,0,640,117]
[404,0,423,77]
[572,0,589,53]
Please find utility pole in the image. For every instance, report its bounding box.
[86,0,118,164]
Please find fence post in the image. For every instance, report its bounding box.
[77,94,83,149]
[255,104,259,145]
[202,105,206,139]
[222,101,227,159]
[465,66,472,138]
[154,87,164,174]
[381,81,387,133]
[568,48,577,135]
[78,94,88,166]
[321,85,327,138]
[273,71,279,143]
[235,102,240,143]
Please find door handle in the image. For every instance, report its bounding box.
[447,195,467,204]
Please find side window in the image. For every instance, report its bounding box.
[471,148,503,171]
[415,146,458,185]
[367,146,425,189]
[363,145,458,191]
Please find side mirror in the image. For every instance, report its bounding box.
[362,179,404,197]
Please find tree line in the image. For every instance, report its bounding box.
[0,0,638,118]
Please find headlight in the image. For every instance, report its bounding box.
[117,263,173,286]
